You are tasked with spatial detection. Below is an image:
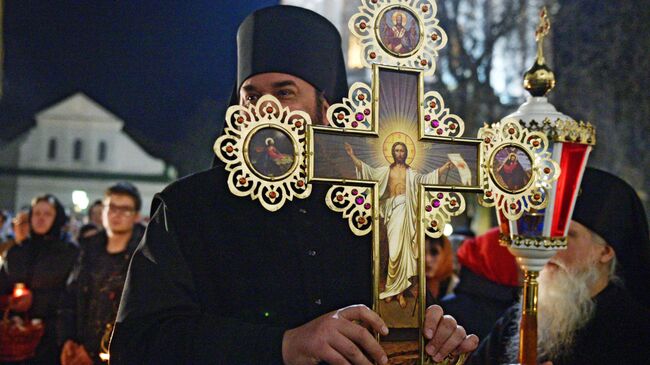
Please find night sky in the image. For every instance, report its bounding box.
[0,1,277,164]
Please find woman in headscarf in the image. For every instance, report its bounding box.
[424,235,458,306]
[0,194,78,364]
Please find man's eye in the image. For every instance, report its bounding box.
[276,89,294,98]
[246,95,259,102]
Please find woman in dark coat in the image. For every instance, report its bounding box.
[0,194,78,364]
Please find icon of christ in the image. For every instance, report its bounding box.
[345,141,453,308]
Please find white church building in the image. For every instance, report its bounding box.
[0,92,176,216]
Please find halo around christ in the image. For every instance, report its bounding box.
[382,131,415,165]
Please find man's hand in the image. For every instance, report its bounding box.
[8,291,32,312]
[438,161,454,177]
[282,304,389,365]
[423,305,479,363]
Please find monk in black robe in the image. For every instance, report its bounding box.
[109,6,478,365]
[468,168,650,365]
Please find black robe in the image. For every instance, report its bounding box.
[110,167,372,364]
[468,283,650,365]
[441,267,519,340]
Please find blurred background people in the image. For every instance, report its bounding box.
[77,200,104,240]
[425,235,458,306]
[0,210,29,264]
[0,194,78,364]
[441,227,520,340]
[59,183,144,365]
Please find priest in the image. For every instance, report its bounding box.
[109,6,478,364]
[468,168,650,364]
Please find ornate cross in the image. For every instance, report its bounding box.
[214,1,560,364]
[306,2,483,363]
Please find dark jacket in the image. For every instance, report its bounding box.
[468,283,650,365]
[110,167,372,364]
[58,225,144,364]
[441,267,519,340]
[0,237,78,364]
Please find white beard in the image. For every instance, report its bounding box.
[506,264,599,361]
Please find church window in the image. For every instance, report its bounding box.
[98,141,107,162]
[47,138,57,160]
[73,139,83,161]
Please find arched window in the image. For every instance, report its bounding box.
[98,141,107,162]
[47,138,57,160]
[73,139,83,161]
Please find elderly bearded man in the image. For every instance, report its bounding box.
[468,168,650,365]
[110,6,478,365]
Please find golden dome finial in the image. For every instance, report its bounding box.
[524,6,556,97]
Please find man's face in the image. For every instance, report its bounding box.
[103,194,139,235]
[393,144,407,164]
[89,204,103,227]
[545,220,603,276]
[240,73,329,125]
[396,14,403,26]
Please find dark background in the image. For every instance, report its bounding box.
[0,0,278,175]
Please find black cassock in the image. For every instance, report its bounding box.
[468,283,650,365]
[110,167,372,364]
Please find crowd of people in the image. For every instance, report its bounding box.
[1,4,649,365]
[0,182,145,365]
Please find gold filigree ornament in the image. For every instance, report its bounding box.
[552,119,596,145]
[421,91,466,138]
[325,185,375,236]
[214,95,312,212]
[421,190,466,238]
[327,82,373,131]
[349,0,447,75]
[478,118,560,220]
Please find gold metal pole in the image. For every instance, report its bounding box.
[519,270,538,365]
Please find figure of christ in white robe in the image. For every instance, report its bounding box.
[356,161,440,300]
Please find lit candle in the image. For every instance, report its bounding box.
[13,283,27,297]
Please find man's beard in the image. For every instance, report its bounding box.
[506,263,599,361]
